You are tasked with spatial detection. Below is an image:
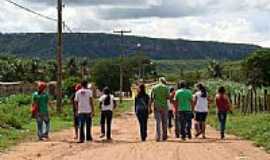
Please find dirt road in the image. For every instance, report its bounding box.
[1,112,269,160]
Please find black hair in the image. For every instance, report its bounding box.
[170,87,175,93]
[218,86,226,94]
[103,87,111,106]
[81,80,88,88]
[196,83,207,98]
[137,84,146,97]
[178,80,187,89]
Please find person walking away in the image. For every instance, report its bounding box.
[75,80,95,143]
[169,87,180,138]
[194,83,209,139]
[215,86,232,139]
[32,81,50,141]
[71,84,81,139]
[174,80,193,140]
[150,77,169,142]
[168,88,175,134]
[99,87,116,141]
[135,84,150,141]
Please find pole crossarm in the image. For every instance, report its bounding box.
[113,29,132,103]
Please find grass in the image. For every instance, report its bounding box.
[0,94,133,151]
[207,110,270,152]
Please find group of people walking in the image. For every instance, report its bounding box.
[71,80,116,143]
[135,77,232,142]
[32,80,116,143]
[32,77,232,143]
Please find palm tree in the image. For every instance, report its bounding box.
[208,60,223,78]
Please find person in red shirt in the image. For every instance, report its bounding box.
[71,84,81,139]
[215,86,232,139]
[169,87,179,138]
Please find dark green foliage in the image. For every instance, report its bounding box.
[63,77,81,97]
[0,33,260,60]
[91,55,155,91]
[91,59,128,92]
[242,49,270,87]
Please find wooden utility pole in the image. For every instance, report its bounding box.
[113,29,131,103]
[56,0,63,113]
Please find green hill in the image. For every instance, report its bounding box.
[0,33,260,59]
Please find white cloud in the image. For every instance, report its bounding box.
[1,0,270,47]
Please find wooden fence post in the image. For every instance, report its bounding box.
[241,95,245,114]
[234,94,237,106]
[259,96,263,112]
[264,89,268,111]
[237,93,241,108]
[254,89,257,113]
[250,90,253,113]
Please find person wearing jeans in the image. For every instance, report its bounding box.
[75,80,95,143]
[154,107,168,141]
[174,80,193,140]
[150,77,169,142]
[179,111,193,139]
[36,112,50,140]
[174,111,181,138]
[99,87,116,140]
[135,84,150,141]
[218,112,227,138]
[215,86,232,139]
[100,110,113,139]
[33,81,50,141]
[168,87,178,137]
[79,113,92,141]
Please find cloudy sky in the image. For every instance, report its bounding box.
[1,0,270,47]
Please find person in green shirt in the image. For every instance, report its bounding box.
[32,81,50,141]
[150,77,169,141]
[174,80,193,140]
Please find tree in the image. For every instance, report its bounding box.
[80,58,88,80]
[66,57,78,76]
[47,60,58,81]
[208,60,223,78]
[91,56,155,92]
[91,59,122,92]
[242,49,270,87]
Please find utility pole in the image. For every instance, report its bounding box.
[56,0,63,113]
[113,29,131,103]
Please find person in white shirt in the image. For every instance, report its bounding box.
[99,87,116,140]
[193,83,209,139]
[75,80,95,143]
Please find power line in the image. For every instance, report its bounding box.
[4,0,74,33]
[4,0,57,22]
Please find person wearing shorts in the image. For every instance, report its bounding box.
[194,83,209,139]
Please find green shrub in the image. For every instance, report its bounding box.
[63,76,81,97]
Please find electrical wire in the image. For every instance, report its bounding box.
[4,0,73,33]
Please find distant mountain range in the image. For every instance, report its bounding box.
[0,33,261,59]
